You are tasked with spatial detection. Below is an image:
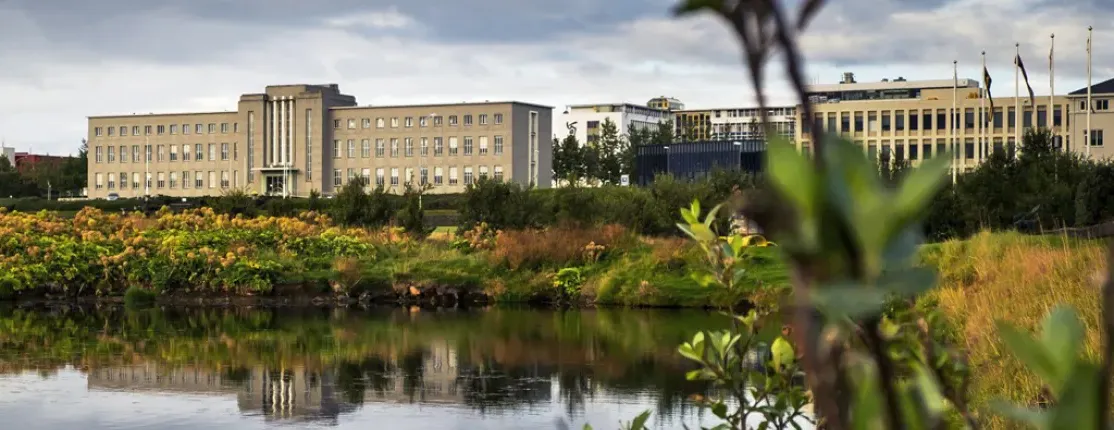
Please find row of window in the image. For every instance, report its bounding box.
[93,171,237,190]
[94,122,238,138]
[331,136,504,158]
[335,113,504,130]
[93,143,238,164]
[804,105,1069,135]
[800,132,1100,163]
[333,165,505,188]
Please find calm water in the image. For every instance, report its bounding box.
[0,305,777,430]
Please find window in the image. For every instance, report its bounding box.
[182,144,191,161]
[157,172,165,189]
[95,173,103,189]
[194,124,202,134]
[1091,129,1105,147]
[390,168,399,186]
[479,114,488,125]
[195,144,203,161]
[895,110,905,131]
[434,115,443,126]
[434,167,444,186]
[420,116,428,127]
[182,124,190,135]
[421,137,429,156]
[361,139,371,158]
[108,127,116,136]
[107,146,115,163]
[361,168,371,185]
[157,145,165,162]
[964,109,975,130]
[1098,100,1111,111]
[221,171,229,188]
[334,119,341,129]
[405,138,414,157]
[405,117,413,128]
[233,142,238,160]
[132,146,140,163]
[390,117,399,128]
[333,140,341,158]
[494,165,504,181]
[420,167,428,185]
[154,125,163,135]
[208,123,216,134]
[95,127,103,137]
[107,173,116,190]
[449,137,459,155]
[936,110,946,130]
[144,125,153,135]
[220,143,229,161]
[375,139,385,157]
[132,126,141,136]
[208,144,216,161]
[169,172,178,189]
[131,173,140,190]
[494,136,504,155]
[390,138,399,157]
[463,115,473,126]
[376,118,385,128]
[347,169,356,183]
[302,109,310,181]
[494,113,503,124]
[169,145,177,161]
[479,136,488,155]
[405,168,414,185]
[95,146,103,163]
[182,171,190,189]
[449,167,459,185]
[119,146,127,163]
[909,111,919,130]
[376,168,385,186]
[347,139,355,158]
[119,172,128,189]
[479,165,489,179]
[434,137,444,156]
[463,137,473,155]
[333,169,342,187]
[145,145,153,162]
[362,118,371,129]
[347,119,356,129]
[449,115,458,126]
[464,167,474,185]
[881,112,891,131]
[233,123,239,133]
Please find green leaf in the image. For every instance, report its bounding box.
[1041,305,1084,388]
[629,410,652,430]
[583,424,593,430]
[850,365,883,430]
[711,402,728,419]
[996,322,1059,385]
[876,267,937,298]
[678,343,703,363]
[893,153,950,223]
[765,139,818,221]
[1048,363,1102,430]
[811,283,889,319]
[703,203,722,229]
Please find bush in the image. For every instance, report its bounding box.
[331,178,394,228]
[397,183,431,238]
[490,224,633,270]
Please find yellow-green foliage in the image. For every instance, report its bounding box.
[923,231,1104,428]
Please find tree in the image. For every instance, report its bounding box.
[0,155,12,173]
[397,182,431,238]
[552,134,585,186]
[331,177,393,227]
[651,120,675,146]
[597,118,623,184]
[621,126,650,179]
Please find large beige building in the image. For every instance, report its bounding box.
[1067,77,1114,159]
[86,84,553,199]
[794,73,1076,172]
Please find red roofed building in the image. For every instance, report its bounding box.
[12,152,72,174]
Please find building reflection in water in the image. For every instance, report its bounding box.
[84,340,557,425]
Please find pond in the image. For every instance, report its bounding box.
[0,305,786,430]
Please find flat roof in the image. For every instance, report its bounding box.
[332,100,553,111]
[88,111,236,120]
[674,105,797,113]
[807,78,980,93]
[567,102,667,110]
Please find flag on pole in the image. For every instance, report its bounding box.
[983,66,995,126]
[1015,53,1036,107]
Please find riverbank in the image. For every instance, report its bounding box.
[922,231,1104,428]
[0,207,789,308]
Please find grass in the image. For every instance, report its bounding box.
[922,231,1105,428]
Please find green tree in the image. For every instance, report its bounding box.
[597,118,623,184]
[621,126,649,179]
[553,134,587,186]
[650,120,675,146]
[331,177,393,227]
[398,182,431,238]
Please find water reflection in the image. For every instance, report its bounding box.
[0,305,770,429]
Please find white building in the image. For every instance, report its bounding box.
[708,106,797,141]
[558,103,673,145]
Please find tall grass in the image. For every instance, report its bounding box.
[924,231,1104,428]
[490,224,635,270]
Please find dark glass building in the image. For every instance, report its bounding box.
[634,140,765,186]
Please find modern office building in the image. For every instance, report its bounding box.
[794,72,1072,172]
[86,84,553,199]
[647,96,686,112]
[1068,77,1114,160]
[705,106,797,141]
[673,110,713,141]
[634,140,765,186]
[559,103,672,144]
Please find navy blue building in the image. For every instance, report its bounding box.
[634,140,765,186]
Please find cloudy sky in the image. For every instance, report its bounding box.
[1,0,1111,155]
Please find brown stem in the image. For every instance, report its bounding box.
[1099,240,1114,430]
[864,320,904,430]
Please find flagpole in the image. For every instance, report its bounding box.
[953,59,958,184]
[1050,33,1055,143]
[1015,43,1020,157]
[981,51,986,164]
[1087,26,1093,158]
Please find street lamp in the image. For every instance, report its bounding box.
[733,141,742,172]
[418,113,436,211]
[663,146,671,177]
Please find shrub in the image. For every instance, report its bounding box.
[490,224,632,270]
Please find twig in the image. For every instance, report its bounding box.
[863,319,904,429]
[1099,240,1114,430]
